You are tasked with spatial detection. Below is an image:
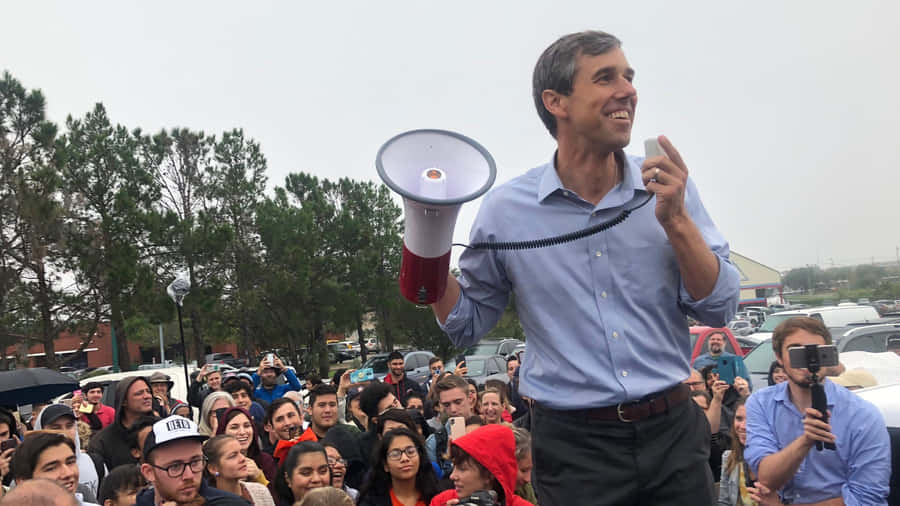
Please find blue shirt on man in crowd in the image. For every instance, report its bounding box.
[439,153,740,409]
[251,368,303,405]
[745,379,890,505]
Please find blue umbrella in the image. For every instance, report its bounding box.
[0,368,79,406]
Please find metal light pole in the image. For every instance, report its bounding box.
[166,275,191,389]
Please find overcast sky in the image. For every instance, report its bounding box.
[3,1,898,272]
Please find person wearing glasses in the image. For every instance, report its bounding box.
[323,443,358,502]
[136,415,247,505]
[358,428,439,506]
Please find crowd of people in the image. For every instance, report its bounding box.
[1,28,896,505]
[0,349,540,506]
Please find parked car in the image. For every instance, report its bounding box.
[360,350,436,385]
[727,320,755,337]
[205,353,247,368]
[747,305,881,344]
[448,354,509,388]
[688,327,744,364]
[328,343,355,363]
[463,338,524,358]
[736,336,761,356]
[54,365,196,416]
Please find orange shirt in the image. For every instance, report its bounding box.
[390,488,426,506]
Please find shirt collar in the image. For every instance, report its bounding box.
[537,150,646,203]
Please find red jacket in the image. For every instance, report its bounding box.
[78,403,115,429]
[429,425,533,506]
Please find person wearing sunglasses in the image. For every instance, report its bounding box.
[358,428,439,506]
[136,415,247,505]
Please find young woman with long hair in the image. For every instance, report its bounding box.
[717,398,768,506]
[357,428,440,506]
[204,434,275,505]
[216,406,277,484]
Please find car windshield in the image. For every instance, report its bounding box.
[465,343,500,356]
[758,314,798,332]
[362,356,389,374]
[462,358,486,377]
[743,340,775,373]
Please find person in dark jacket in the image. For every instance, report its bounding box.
[136,415,249,505]
[357,428,440,506]
[383,351,424,407]
[87,376,154,471]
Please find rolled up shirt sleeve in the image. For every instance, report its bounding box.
[744,390,779,475]
[840,407,891,506]
[677,180,740,326]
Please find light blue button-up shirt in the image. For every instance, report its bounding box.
[439,152,739,409]
[745,380,891,505]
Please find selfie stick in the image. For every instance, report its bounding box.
[805,345,836,452]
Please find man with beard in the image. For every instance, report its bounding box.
[692,332,750,388]
[383,351,423,407]
[136,415,247,505]
[745,317,890,504]
[252,355,302,405]
[88,376,154,470]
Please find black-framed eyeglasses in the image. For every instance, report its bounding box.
[387,446,418,461]
[327,457,347,467]
[150,456,206,478]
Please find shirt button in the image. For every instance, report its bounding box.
[621,370,628,377]
[601,291,607,298]
[595,251,602,257]
[612,331,618,338]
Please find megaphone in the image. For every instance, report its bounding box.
[376,129,496,305]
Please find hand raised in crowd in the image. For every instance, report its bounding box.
[710,380,729,402]
[337,369,354,397]
[733,376,750,397]
[244,457,261,481]
[748,482,784,505]
[802,408,836,448]
[71,393,84,413]
[0,447,14,481]
[197,364,209,381]
[454,361,468,377]
[273,355,285,370]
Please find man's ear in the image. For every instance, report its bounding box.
[130,448,141,460]
[541,89,568,122]
[140,463,154,485]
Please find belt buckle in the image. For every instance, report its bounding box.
[616,402,633,423]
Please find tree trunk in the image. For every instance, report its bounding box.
[356,315,367,363]
[110,297,132,371]
[379,306,394,351]
[35,260,58,370]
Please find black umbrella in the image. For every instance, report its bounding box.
[0,368,79,406]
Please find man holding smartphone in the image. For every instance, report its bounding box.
[430,30,740,504]
[692,332,751,390]
[745,317,890,504]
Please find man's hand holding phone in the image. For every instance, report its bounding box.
[801,408,836,449]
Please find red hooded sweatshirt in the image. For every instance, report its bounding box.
[429,425,533,506]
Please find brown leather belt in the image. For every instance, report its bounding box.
[545,383,690,423]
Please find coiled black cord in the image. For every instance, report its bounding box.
[453,193,654,251]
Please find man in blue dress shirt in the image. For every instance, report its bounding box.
[431,30,740,504]
[745,317,890,505]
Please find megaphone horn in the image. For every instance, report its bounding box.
[376,129,496,305]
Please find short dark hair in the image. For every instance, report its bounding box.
[264,398,301,427]
[406,392,424,404]
[12,432,75,481]
[449,444,505,504]
[305,373,322,386]
[224,380,253,399]
[428,357,442,367]
[309,384,338,406]
[82,381,103,393]
[771,317,832,358]
[359,382,393,419]
[506,355,519,364]
[126,415,160,454]
[387,351,403,362]
[532,31,622,138]
[98,464,145,504]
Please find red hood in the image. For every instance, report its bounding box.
[452,425,518,503]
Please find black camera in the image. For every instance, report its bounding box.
[457,490,498,506]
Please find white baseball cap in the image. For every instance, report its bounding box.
[142,415,208,460]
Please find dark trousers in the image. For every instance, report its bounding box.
[532,391,714,506]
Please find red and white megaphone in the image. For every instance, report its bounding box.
[376,129,496,305]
